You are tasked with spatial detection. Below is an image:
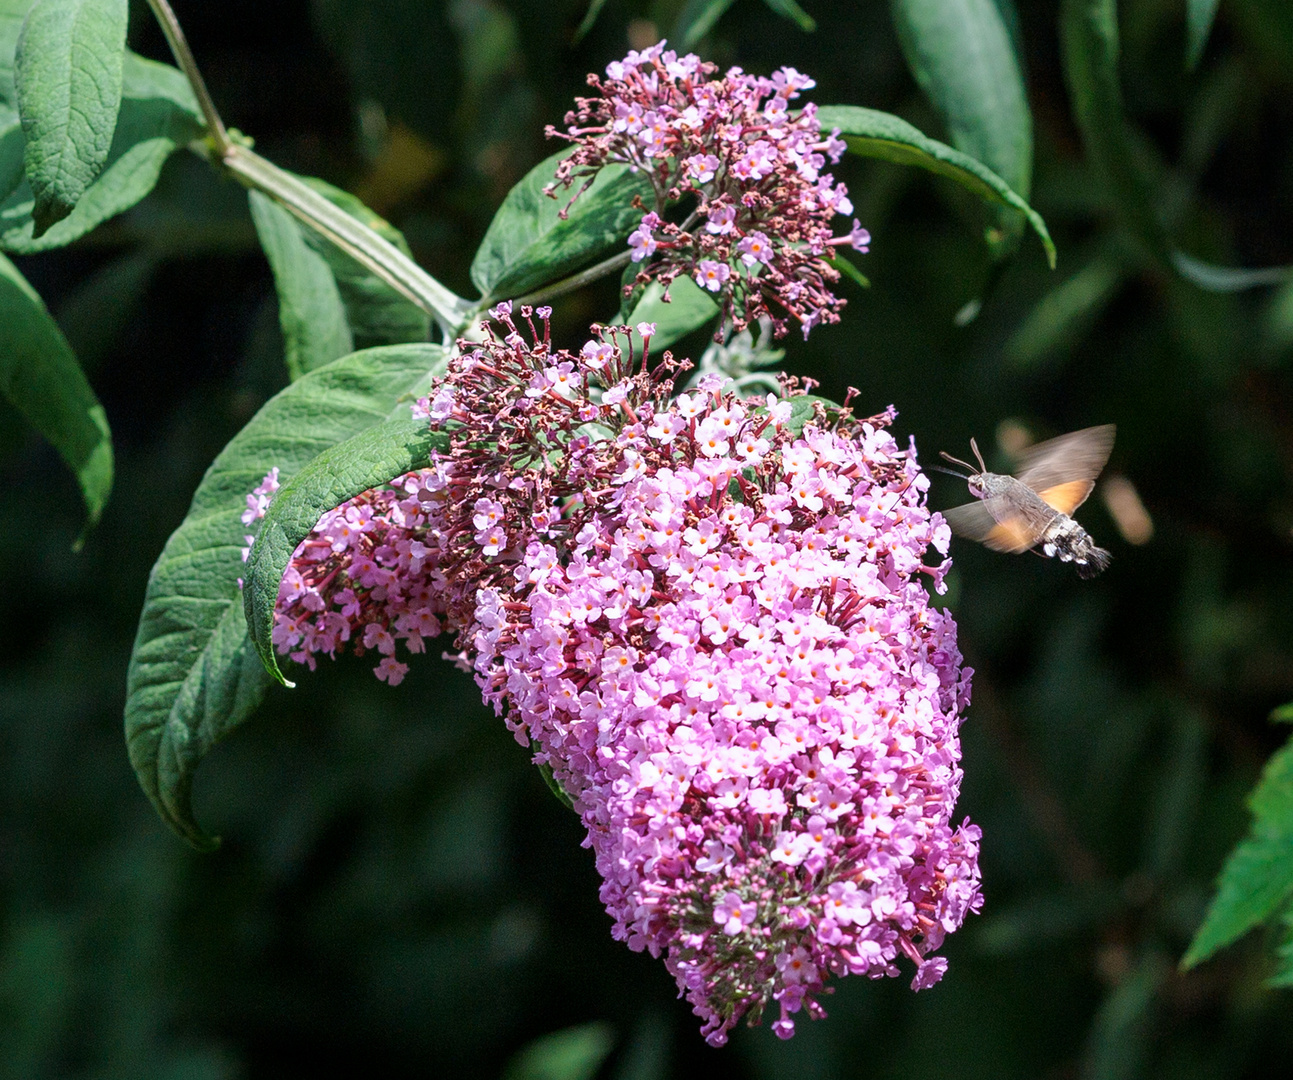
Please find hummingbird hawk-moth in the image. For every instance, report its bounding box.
[939,424,1115,578]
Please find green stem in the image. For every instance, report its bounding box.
[513,248,635,308]
[144,0,229,154]
[219,145,473,333]
[145,0,472,336]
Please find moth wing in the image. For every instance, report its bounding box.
[943,499,1043,554]
[1035,479,1095,516]
[1014,425,1116,512]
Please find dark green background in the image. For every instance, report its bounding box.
[3,0,1293,1076]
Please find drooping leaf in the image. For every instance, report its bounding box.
[13,0,128,234]
[1182,729,1293,968]
[816,104,1055,266]
[889,0,1032,199]
[249,190,353,381]
[0,250,111,531]
[676,0,738,47]
[623,274,719,351]
[0,49,201,252]
[1059,0,1168,267]
[125,344,446,849]
[243,412,449,687]
[470,148,654,302]
[298,175,431,348]
[1187,0,1222,70]
[501,1023,616,1080]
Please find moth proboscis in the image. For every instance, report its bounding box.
[938,424,1116,578]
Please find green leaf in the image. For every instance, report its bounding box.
[816,104,1055,267]
[889,0,1032,199]
[250,190,353,381]
[0,250,111,531]
[0,101,22,201]
[1270,909,1293,987]
[1083,951,1168,1080]
[0,2,32,106]
[470,148,654,302]
[1005,251,1127,369]
[623,274,719,351]
[0,48,201,252]
[1187,0,1222,70]
[125,344,445,849]
[502,1023,616,1080]
[573,0,610,43]
[827,253,871,290]
[536,762,575,812]
[14,0,129,235]
[1059,0,1168,266]
[762,0,816,33]
[298,175,431,349]
[676,0,738,47]
[243,412,449,687]
[1182,730,1293,967]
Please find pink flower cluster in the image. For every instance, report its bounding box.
[546,43,868,340]
[250,304,980,1044]
[243,467,447,686]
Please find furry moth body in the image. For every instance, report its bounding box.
[940,425,1115,578]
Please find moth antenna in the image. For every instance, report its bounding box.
[969,437,987,474]
[938,451,977,476]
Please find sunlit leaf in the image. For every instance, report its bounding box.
[623,274,718,351]
[125,344,445,849]
[13,0,128,234]
[0,250,111,532]
[470,148,653,302]
[816,104,1055,266]
[250,191,353,381]
[243,412,449,688]
[1182,729,1293,968]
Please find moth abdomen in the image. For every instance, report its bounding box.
[1040,515,1111,578]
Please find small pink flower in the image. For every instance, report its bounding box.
[695,259,731,292]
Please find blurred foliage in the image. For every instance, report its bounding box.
[3,0,1293,1077]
